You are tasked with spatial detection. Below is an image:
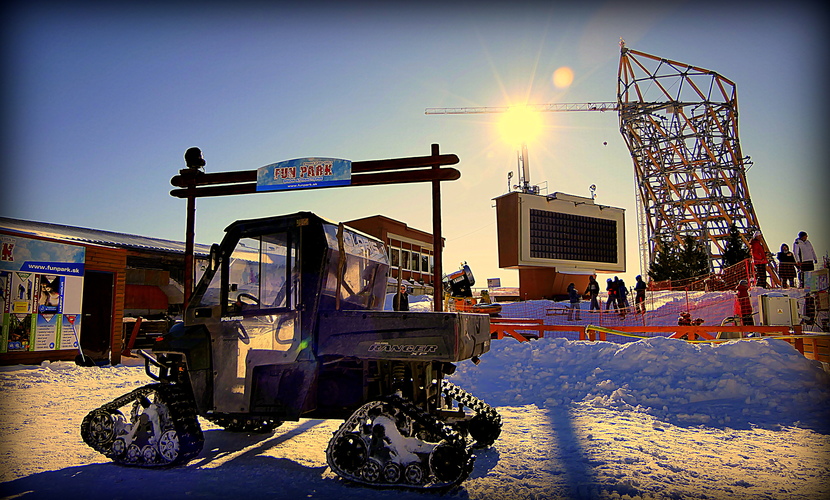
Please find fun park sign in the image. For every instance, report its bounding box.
[256,157,351,192]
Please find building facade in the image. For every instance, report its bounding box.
[344,215,442,291]
[0,218,210,366]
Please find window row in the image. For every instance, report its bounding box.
[388,247,434,273]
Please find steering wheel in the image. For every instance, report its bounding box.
[236,292,260,306]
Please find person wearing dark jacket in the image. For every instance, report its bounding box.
[392,284,409,311]
[617,278,630,315]
[585,275,601,311]
[615,277,628,319]
[777,243,797,289]
[634,275,647,314]
[567,283,581,321]
[749,232,768,288]
[605,278,617,312]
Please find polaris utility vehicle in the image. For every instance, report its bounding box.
[81,212,500,489]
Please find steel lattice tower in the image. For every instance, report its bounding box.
[617,42,762,274]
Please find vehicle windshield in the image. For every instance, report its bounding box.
[198,231,298,315]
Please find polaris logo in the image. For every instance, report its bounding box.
[368,342,438,355]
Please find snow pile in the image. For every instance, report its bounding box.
[451,336,830,430]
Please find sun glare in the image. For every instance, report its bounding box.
[498,106,544,146]
[552,66,574,88]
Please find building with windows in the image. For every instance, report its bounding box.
[0,217,210,366]
[344,215,442,292]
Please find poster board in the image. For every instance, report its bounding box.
[0,235,85,353]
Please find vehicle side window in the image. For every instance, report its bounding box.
[226,232,297,315]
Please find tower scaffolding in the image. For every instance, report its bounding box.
[617,41,772,279]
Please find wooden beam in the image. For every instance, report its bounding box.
[170,167,461,198]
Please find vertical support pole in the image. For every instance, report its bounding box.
[431,143,443,312]
[183,171,196,308]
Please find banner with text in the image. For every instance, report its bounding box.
[256,157,351,192]
[0,234,85,353]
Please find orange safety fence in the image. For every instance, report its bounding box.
[649,258,786,292]
[489,319,829,363]
[582,324,830,364]
[504,290,822,333]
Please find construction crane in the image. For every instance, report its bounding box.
[426,41,771,283]
[426,102,617,196]
[425,102,618,115]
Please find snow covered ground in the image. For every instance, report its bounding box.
[1,292,829,499]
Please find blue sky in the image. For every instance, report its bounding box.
[3,0,827,287]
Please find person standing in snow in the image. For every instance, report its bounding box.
[567,283,581,321]
[793,231,817,287]
[749,232,768,288]
[634,275,647,314]
[392,284,409,311]
[776,243,797,289]
[616,278,629,319]
[736,279,754,326]
[605,278,617,312]
[585,275,601,311]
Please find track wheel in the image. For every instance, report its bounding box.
[382,462,402,483]
[127,444,142,463]
[330,433,367,473]
[361,459,383,483]
[404,463,425,485]
[158,429,180,462]
[111,438,127,458]
[430,442,468,483]
[142,445,158,464]
[84,410,119,446]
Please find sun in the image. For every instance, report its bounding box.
[497,106,544,146]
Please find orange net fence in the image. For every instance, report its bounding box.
[648,258,754,292]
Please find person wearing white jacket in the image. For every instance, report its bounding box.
[793,231,817,287]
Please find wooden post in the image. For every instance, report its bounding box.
[181,168,198,308]
[431,143,443,312]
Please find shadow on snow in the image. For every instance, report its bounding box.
[1,420,499,500]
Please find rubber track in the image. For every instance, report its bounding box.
[325,394,474,489]
[80,383,204,467]
[441,380,502,445]
[441,380,502,425]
